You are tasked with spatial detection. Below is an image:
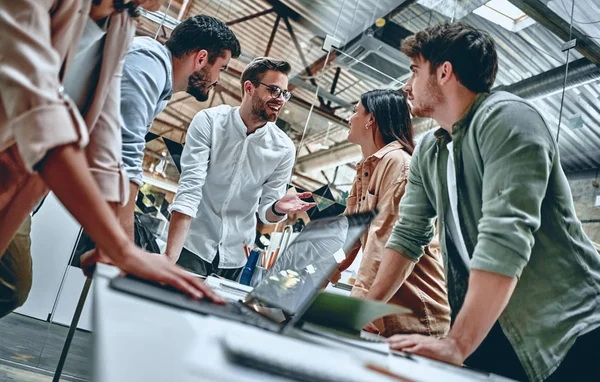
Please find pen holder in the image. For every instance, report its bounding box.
[250,266,267,288]
[239,248,263,286]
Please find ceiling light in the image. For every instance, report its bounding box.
[473,0,535,32]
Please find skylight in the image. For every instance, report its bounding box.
[473,0,536,32]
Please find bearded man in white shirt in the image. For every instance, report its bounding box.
[164,57,315,280]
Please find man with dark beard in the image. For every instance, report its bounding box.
[118,15,240,238]
[163,58,316,280]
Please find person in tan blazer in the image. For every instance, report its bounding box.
[0,0,221,317]
[332,89,450,337]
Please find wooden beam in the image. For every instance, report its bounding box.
[153,117,187,133]
[507,0,600,65]
[177,0,193,20]
[215,84,242,102]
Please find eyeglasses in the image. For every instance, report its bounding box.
[259,82,292,102]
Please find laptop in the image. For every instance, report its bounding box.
[109,211,376,334]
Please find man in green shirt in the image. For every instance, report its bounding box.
[369,22,600,381]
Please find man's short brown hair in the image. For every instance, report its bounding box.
[240,57,292,96]
[401,22,498,93]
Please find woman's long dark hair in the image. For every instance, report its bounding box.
[360,89,415,155]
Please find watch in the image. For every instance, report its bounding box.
[271,202,286,217]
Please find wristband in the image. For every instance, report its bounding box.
[271,202,286,217]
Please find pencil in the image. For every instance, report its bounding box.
[267,248,280,269]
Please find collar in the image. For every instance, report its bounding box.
[358,141,404,167]
[434,92,489,143]
[372,141,404,159]
[234,107,269,138]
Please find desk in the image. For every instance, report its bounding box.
[93,264,513,382]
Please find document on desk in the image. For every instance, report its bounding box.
[295,324,392,355]
[303,292,411,334]
[221,326,407,382]
[204,275,252,301]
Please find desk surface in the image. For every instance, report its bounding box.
[93,264,512,382]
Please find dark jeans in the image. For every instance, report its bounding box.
[0,216,32,318]
[466,321,600,381]
[177,247,242,281]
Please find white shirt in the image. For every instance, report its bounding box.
[169,105,296,268]
[446,141,471,268]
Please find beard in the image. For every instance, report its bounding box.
[251,94,278,122]
[186,67,213,102]
[410,75,444,118]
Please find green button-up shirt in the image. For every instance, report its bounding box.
[386,91,600,381]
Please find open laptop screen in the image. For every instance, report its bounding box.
[246,211,375,316]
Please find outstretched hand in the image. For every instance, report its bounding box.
[274,192,316,215]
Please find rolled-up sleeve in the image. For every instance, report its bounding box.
[470,101,555,278]
[169,111,212,217]
[257,148,294,224]
[385,142,437,262]
[120,46,167,186]
[0,0,89,171]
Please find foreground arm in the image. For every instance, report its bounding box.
[387,270,516,364]
[164,211,193,263]
[165,112,212,262]
[43,145,223,302]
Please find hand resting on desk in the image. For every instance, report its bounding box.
[386,334,463,366]
[81,248,225,303]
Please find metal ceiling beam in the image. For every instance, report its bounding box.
[295,141,362,173]
[167,94,193,107]
[386,0,418,20]
[288,76,353,108]
[215,83,242,102]
[265,15,282,56]
[507,0,600,65]
[494,57,600,100]
[226,8,275,26]
[327,67,342,108]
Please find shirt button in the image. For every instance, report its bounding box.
[362,196,366,201]
[364,172,369,177]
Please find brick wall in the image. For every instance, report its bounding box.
[567,171,600,244]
